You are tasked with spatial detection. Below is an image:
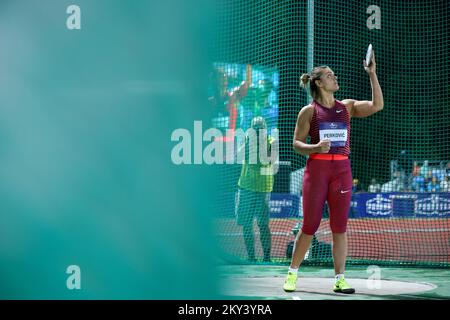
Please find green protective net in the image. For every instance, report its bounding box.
[211,0,450,268]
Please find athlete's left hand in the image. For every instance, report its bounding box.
[364,51,376,74]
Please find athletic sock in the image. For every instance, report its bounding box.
[335,274,344,282]
[288,267,298,274]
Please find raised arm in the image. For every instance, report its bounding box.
[293,105,330,155]
[246,64,252,86]
[342,51,384,118]
[230,64,252,102]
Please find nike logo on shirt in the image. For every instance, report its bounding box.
[336,109,343,113]
[340,190,351,194]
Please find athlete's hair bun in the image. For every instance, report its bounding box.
[300,73,311,88]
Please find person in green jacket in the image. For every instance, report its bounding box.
[235,116,275,262]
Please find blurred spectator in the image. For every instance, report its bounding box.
[240,78,275,130]
[420,160,429,177]
[368,178,381,193]
[440,176,450,192]
[398,149,413,177]
[386,159,450,193]
[381,171,403,192]
[412,161,420,177]
[432,168,442,180]
[290,168,305,196]
[352,179,362,193]
[427,176,441,192]
[425,169,433,185]
[412,175,425,193]
[235,116,274,262]
[290,167,306,217]
[209,65,251,135]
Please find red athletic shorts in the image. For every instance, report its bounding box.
[301,154,353,235]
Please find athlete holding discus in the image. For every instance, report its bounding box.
[283,50,383,294]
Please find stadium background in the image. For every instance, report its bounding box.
[213,0,450,268]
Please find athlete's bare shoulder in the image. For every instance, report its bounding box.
[340,99,354,116]
[298,104,314,122]
[294,104,314,141]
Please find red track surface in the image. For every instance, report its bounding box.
[216,218,450,264]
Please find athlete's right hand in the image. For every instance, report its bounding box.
[315,139,331,153]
